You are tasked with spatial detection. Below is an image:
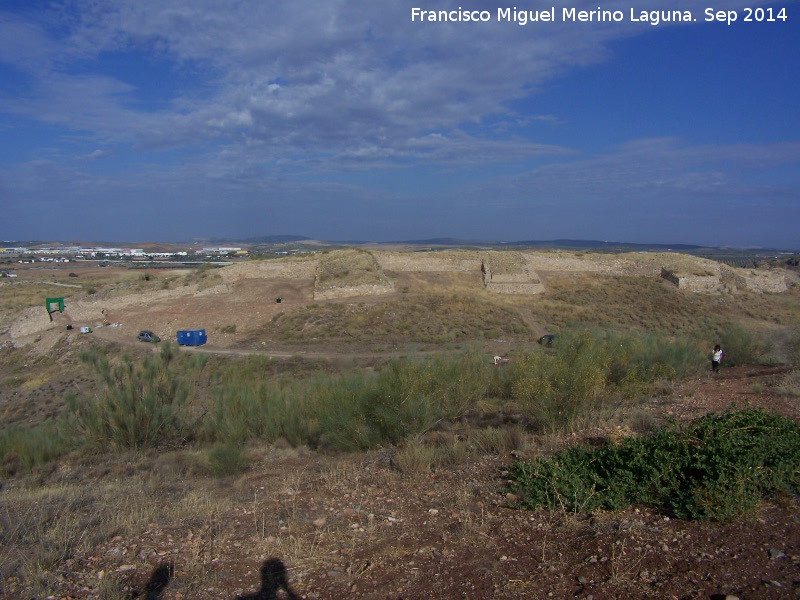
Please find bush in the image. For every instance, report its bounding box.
[0,421,70,474]
[202,382,304,445]
[509,408,800,520]
[392,444,435,475]
[777,370,800,398]
[717,323,770,367]
[511,329,702,434]
[207,443,249,477]
[68,344,192,450]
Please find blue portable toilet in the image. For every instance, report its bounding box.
[177,329,207,346]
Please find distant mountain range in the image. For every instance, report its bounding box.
[182,235,312,245]
[7,236,795,253]
[383,238,706,250]
[174,236,708,250]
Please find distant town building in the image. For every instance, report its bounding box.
[199,247,243,254]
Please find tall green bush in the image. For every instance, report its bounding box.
[68,344,191,450]
[511,329,702,433]
[717,323,770,366]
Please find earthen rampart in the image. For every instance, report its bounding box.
[313,282,395,300]
[376,252,481,272]
[484,282,546,295]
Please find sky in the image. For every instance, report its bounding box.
[1,1,799,247]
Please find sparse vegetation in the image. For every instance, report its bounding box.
[315,248,388,289]
[526,273,800,335]
[263,294,530,344]
[777,370,800,397]
[2,250,800,599]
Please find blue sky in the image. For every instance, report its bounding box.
[1,1,798,247]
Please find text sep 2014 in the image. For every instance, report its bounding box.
[410,7,788,26]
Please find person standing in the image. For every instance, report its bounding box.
[711,344,723,374]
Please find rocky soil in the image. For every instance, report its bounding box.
[1,366,798,600]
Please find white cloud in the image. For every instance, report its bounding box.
[1,0,795,246]
[7,0,768,166]
[79,149,110,160]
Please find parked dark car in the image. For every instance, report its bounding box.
[537,334,555,347]
[138,330,160,343]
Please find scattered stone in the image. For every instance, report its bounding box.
[769,548,786,559]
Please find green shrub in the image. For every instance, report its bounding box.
[203,381,308,445]
[68,344,192,450]
[52,328,715,460]
[509,408,800,520]
[207,443,249,477]
[511,329,702,434]
[783,328,800,366]
[717,323,770,366]
[0,421,70,474]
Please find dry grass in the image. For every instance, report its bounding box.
[262,293,530,344]
[0,457,235,598]
[777,370,800,397]
[523,273,800,336]
[392,444,435,475]
[0,282,83,316]
[315,249,388,289]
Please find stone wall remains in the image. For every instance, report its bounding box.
[661,268,720,292]
[720,266,787,293]
[482,256,545,295]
